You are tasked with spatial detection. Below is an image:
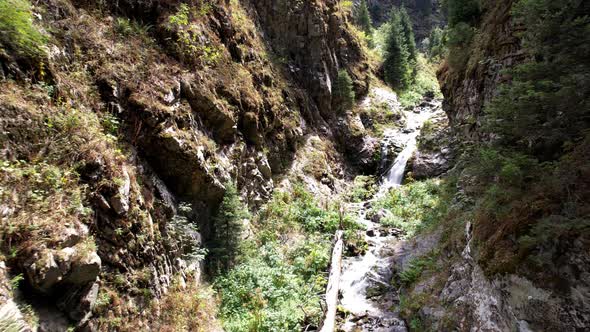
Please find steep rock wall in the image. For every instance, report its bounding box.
[437,0,524,139]
[0,0,372,329]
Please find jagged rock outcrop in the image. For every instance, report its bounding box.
[437,0,524,139]
[253,0,370,117]
[0,0,375,329]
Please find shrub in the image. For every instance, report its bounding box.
[371,179,450,237]
[0,0,46,59]
[215,184,361,331]
[348,175,377,202]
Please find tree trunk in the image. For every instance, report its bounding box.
[320,230,344,332]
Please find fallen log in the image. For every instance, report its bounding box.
[320,229,344,332]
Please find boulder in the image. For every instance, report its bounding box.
[65,250,101,285]
[25,250,62,293]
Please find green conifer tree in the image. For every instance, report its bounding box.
[383,9,412,90]
[332,69,355,113]
[357,0,373,35]
[399,7,417,65]
[210,182,249,272]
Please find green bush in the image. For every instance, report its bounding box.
[0,0,46,59]
[398,54,442,107]
[371,179,449,237]
[347,175,377,202]
[398,251,437,286]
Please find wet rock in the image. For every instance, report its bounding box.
[409,150,450,179]
[369,209,389,224]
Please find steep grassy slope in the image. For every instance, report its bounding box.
[0,0,374,330]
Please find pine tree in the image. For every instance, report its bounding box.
[383,8,412,90]
[427,27,446,60]
[210,182,249,272]
[332,69,355,113]
[398,7,417,65]
[356,0,372,35]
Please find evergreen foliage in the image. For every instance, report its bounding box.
[356,0,373,34]
[484,0,590,158]
[0,0,46,59]
[383,7,417,91]
[426,27,446,60]
[446,0,480,27]
[210,182,250,272]
[332,69,355,113]
[398,7,417,64]
[464,0,590,274]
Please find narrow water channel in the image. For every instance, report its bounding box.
[338,97,438,331]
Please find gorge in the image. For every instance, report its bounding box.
[0,0,589,331]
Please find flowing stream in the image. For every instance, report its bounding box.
[338,98,437,331]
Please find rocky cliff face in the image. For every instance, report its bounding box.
[401,1,590,330]
[0,0,372,329]
[437,0,523,139]
[366,0,445,41]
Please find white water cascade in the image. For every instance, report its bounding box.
[338,95,437,331]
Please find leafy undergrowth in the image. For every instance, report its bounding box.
[370,179,452,238]
[214,184,361,331]
[347,175,378,203]
[398,55,442,108]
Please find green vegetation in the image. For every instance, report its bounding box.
[0,0,46,59]
[332,69,355,113]
[383,7,417,91]
[398,54,442,108]
[210,183,250,273]
[446,0,480,26]
[370,179,451,237]
[168,202,208,262]
[165,3,222,66]
[460,0,590,275]
[347,175,377,202]
[356,0,373,35]
[214,184,360,331]
[425,27,447,60]
[398,251,438,287]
